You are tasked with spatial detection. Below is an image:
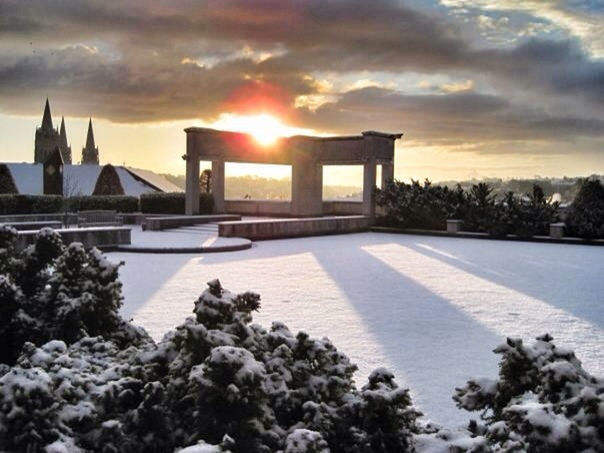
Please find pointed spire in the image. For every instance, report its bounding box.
[86,118,95,149]
[59,117,68,148]
[41,98,53,130]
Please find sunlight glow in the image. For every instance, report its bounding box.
[210,113,315,146]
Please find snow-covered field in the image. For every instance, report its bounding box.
[110,232,604,427]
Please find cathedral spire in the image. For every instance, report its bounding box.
[58,116,72,164]
[41,98,53,130]
[59,117,68,148]
[81,118,99,164]
[86,118,95,149]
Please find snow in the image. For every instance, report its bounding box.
[4,163,43,194]
[64,164,154,196]
[126,167,183,193]
[3,162,169,196]
[110,232,604,427]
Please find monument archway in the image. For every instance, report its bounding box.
[183,128,402,217]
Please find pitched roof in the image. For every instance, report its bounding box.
[2,163,176,196]
[125,167,183,192]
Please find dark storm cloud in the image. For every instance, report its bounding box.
[300,87,604,144]
[0,0,602,150]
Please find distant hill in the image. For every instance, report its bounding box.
[435,175,604,203]
[160,173,603,204]
[160,174,362,200]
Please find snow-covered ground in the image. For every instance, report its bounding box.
[110,232,604,427]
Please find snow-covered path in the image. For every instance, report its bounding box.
[110,232,604,427]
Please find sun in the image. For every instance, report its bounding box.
[210,113,313,146]
[244,114,283,146]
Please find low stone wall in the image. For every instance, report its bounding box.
[0,213,78,225]
[224,200,291,217]
[1,220,62,231]
[118,213,170,225]
[322,201,363,215]
[146,214,242,231]
[218,215,373,240]
[16,227,131,250]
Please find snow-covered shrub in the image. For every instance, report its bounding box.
[0,228,149,365]
[453,334,604,452]
[157,279,421,452]
[0,336,166,453]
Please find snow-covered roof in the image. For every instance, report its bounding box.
[2,162,170,196]
[4,163,43,194]
[126,167,183,193]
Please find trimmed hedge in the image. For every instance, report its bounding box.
[140,192,214,214]
[66,195,139,213]
[0,195,64,215]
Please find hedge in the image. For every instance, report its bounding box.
[66,195,139,213]
[140,192,214,214]
[0,194,64,215]
[0,194,140,214]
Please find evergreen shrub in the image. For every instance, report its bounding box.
[566,179,604,239]
[66,195,139,213]
[140,192,214,214]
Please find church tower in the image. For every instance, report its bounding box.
[81,118,100,164]
[34,98,62,163]
[58,117,72,164]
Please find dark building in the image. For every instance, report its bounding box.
[43,147,64,195]
[34,99,72,164]
[81,118,100,164]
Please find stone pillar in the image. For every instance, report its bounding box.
[381,162,394,188]
[291,156,323,217]
[185,155,200,215]
[362,156,377,217]
[211,159,225,214]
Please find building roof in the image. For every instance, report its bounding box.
[3,163,177,196]
[125,167,183,192]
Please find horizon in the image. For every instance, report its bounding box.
[1,1,603,183]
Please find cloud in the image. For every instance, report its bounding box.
[299,86,604,145]
[0,0,602,157]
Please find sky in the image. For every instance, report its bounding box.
[0,0,603,184]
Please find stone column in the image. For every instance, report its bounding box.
[291,156,323,217]
[211,159,225,213]
[362,156,377,217]
[185,155,200,215]
[381,162,394,188]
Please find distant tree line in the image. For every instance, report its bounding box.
[161,173,362,200]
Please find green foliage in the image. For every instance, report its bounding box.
[140,192,214,214]
[200,169,212,193]
[377,180,559,238]
[0,164,18,194]
[0,194,64,214]
[375,179,466,230]
[506,185,559,238]
[0,228,148,365]
[66,195,139,213]
[566,178,604,239]
[1,232,602,452]
[454,334,604,452]
[0,195,18,214]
